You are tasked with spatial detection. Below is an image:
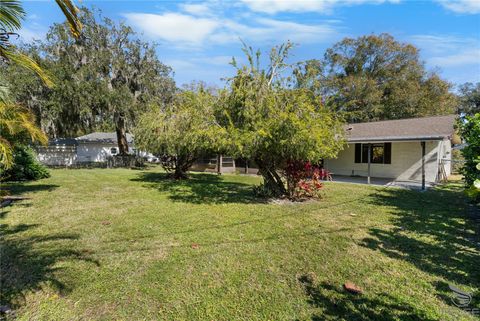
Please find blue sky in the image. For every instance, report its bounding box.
[19,0,480,88]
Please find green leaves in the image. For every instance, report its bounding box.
[322,33,457,122]
[134,88,225,174]
[220,42,345,196]
[458,82,480,116]
[0,0,25,31]
[1,48,54,87]
[3,7,175,139]
[0,100,48,169]
[474,179,480,189]
[458,114,480,201]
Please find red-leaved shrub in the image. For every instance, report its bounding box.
[284,160,323,199]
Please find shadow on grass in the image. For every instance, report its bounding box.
[360,184,480,289]
[0,223,99,312]
[298,277,437,321]
[131,172,265,204]
[1,184,59,219]
[2,183,59,196]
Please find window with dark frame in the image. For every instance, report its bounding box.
[354,143,391,164]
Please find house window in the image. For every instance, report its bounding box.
[355,143,391,164]
[110,147,118,155]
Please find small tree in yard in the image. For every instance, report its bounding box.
[134,89,225,179]
[219,42,345,199]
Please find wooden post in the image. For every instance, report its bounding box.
[216,154,222,175]
[367,143,371,184]
[421,141,426,190]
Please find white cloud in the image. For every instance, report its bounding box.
[123,13,219,45]
[124,12,339,47]
[180,3,213,16]
[435,0,480,14]
[410,33,480,84]
[240,0,400,14]
[411,34,480,67]
[164,55,236,85]
[429,48,480,67]
[210,17,338,44]
[411,34,475,54]
[15,27,46,43]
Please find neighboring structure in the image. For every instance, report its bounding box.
[36,138,78,166]
[190,155,237,174]
[324,115,456,188]
[36,132,135,166]
[190,156,259,174]
[75,132,135,163]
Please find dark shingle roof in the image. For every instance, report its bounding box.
[345,115,456,142]
[49,138,78,146]
[75,132,134,144]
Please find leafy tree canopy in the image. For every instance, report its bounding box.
[219,41,345,197]
[300,33,458,123]
[134,86,225,179]
[3,7,175,154]
[458,113,480,201]
[458,82,480,116]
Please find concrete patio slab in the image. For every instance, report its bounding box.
[328,175,436,190]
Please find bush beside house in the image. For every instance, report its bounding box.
[0,146,50,181]
[459,113,480,201]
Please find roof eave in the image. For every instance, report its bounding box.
[347,135,449,143]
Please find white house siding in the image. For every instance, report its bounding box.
[36,146,77,166]
[324,140,452,183]
[439,139,452,177]
[76,143,136,163]
[76,143,116,162]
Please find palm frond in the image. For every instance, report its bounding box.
[55,0,82,38]
[0,101,48,168]
[0,0,25,31]
[0,136,14,168]
[0,83,10,104]
[0,46,54,87]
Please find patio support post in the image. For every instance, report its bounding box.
[421,141,426,190]
[367,143,371,184]
[217,154,222,175]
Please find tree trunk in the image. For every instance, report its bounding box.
[114,112,129,155]
[255,157,287,197]
[172,153,195,179]
[173,166,188,179]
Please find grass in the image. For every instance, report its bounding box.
[1,167,479,320]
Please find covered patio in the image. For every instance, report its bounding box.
[324,115,456,191]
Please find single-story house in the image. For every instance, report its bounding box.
[324,115,456,188]
[75,132,135,163]
[36,132,135,166]
[36,138,78,166]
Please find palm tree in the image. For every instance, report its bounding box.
[0,84,47,168]
[0,0,81,168]
[0,0,82,86]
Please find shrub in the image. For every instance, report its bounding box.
[0,146,50,181]
[465,160,480,201]
[458,114,480,201]
[284,160,323,200]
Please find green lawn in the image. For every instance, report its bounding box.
[1,168,479,320]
